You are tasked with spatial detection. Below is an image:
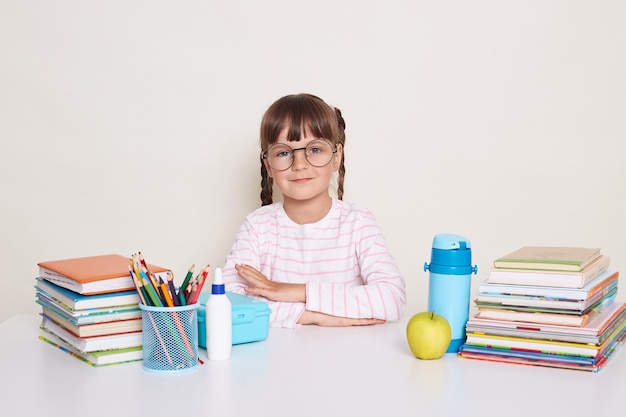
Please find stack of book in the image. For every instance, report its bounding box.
[459,246,626,372]
[35,254,170,367]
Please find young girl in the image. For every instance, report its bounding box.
[221,93,406,328]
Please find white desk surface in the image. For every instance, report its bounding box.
[1,313,624,417]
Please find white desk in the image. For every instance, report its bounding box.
[1,314,624,417]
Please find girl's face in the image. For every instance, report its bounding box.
[265,127,343,207]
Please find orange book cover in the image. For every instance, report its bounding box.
[38,254,170,295]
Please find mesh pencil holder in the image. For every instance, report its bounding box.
[139,303,199,374]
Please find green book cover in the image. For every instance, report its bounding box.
[494,246,601,272]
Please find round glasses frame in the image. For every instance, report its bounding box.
[261,139,338,172]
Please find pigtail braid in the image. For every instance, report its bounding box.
[335,107,346,201]
[260,159,273,206]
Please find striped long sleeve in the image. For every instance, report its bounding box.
[221,199,406,329]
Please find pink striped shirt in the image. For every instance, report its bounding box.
[221,199,406,328]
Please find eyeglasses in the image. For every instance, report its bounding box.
[261,139,337,171]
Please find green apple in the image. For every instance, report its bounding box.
[406,311,452,359]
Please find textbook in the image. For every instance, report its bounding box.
[35,277,141,310]
[493,246,602,272]
[41,307,142,337]
[486,254,610,288]
[458,334,625,372]
[467,302,626,345]
[464,321,626,358]
[477,269,618,301]
[473,303,607,327]
[39,331,142,367]
[40,316,143,352]
[461,302,626,372]
[474,282,617,314]
[38,254,170,295]
[36,295,141,325]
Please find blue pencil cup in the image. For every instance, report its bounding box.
[140,303,199,373]
[424,234,477,353]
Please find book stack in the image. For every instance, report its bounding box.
[458,246,626,372]
[35,254,170,367]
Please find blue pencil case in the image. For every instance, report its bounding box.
[197,291,271,346]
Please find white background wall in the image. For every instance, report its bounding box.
[1,1,625,323]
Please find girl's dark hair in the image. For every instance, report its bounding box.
[259,94,346,206]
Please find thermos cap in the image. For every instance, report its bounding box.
[431,233,471,251]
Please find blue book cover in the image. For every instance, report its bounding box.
[35,277,140,311]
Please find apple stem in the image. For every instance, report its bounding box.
[430,310,435,320]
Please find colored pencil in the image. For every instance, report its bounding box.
[140,270,163,307]
[159,278,175,307]
[166,272,180,306]
[128,266,148,305]
[178,264,195,299]
[189,265,210,304]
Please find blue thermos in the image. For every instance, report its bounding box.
[424,233,477,353]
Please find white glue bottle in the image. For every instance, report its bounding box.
[205,266,232,360]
